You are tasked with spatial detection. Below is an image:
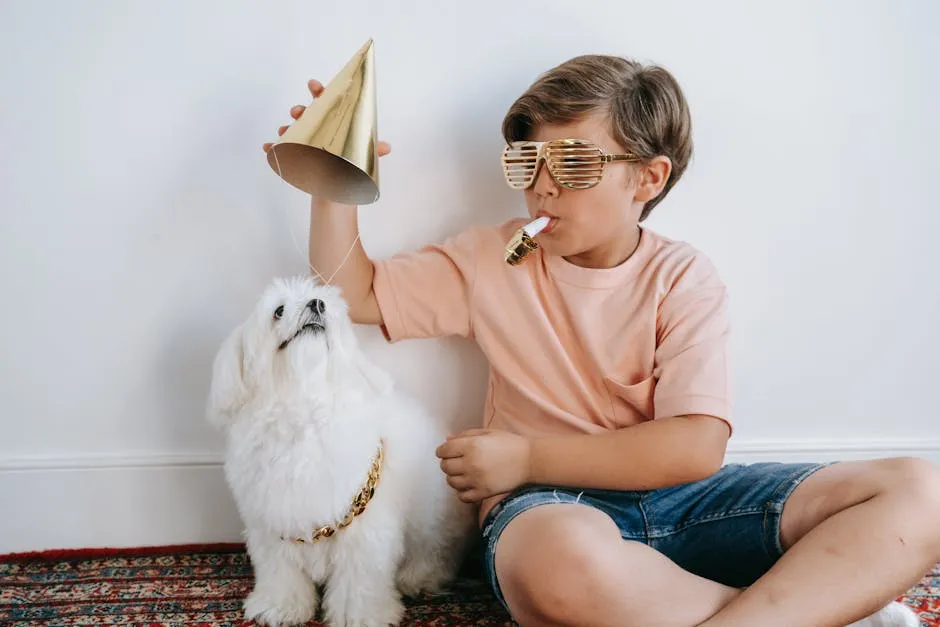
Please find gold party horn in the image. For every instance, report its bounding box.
[267,38,380,205]
[505,216,550,265]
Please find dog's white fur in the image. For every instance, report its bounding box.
[207,276,476,627]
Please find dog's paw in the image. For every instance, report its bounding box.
[243,586,318,626]
[396,570,447,598]
[395,579,425,599]
[323,594,405,627]
[396,557,452,597]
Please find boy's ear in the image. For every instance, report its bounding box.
[634,155,672,203]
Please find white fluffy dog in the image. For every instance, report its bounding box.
[206,276,476,627]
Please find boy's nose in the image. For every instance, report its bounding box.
[532,160,560,196]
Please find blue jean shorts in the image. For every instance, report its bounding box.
[480,461,833,612]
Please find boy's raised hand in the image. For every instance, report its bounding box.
[263,79,391,157]
[435,428,532,503]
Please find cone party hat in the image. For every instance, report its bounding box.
[267,38,380,204]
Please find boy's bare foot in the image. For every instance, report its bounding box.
[846,601,921,627]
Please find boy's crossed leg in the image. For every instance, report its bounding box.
[701,457,939,627]
[492,457,940,627]
[494,504,739,627]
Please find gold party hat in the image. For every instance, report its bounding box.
[267,38,380,205]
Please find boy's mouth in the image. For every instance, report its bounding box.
[535,211,558,234]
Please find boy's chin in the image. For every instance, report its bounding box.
[536,234,578,258]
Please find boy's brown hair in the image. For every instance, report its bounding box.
[502,55,693,221]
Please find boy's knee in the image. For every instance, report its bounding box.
[889,458,940,528]
[497,514,620,625]
[867,457,940,556]
[877,457,940,503]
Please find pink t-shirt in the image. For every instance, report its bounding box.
[371,218,732,437]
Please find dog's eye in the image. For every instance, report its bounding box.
[273,305,284,320]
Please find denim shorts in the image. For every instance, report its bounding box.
[480,461,833,612]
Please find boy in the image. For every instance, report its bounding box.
[264,55,940,626]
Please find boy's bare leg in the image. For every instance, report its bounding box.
[700,457,940,627]
[495,504,740,627]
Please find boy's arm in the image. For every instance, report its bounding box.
[310,195,482,342]
[308,196,382,325]
[311,189,483,341]
[438,414,729,502]
[526,414,730,490]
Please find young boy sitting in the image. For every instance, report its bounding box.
[265,54,940,627]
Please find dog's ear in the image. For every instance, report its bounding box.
[206,323,250,429]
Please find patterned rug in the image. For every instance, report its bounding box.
[0,544,936,626]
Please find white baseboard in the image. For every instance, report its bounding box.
[2,438,938,555]
[0,456,246,556]
[725,437,940,464]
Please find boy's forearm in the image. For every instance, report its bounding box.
[526,415,729,491]
[308,197,382,325]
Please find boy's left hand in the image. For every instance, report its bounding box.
[435,429,531,503]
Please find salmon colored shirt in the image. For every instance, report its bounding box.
[371,218,733,439]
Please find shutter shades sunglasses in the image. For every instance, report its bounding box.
[501,139,641,190]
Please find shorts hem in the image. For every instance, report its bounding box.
[763,461,836,557]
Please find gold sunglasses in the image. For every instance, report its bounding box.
[501,139,641,190]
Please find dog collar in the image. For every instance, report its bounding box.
[282,439,385,544]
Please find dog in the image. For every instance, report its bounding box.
[206,276,476,627]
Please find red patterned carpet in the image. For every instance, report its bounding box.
[0,544,936,626]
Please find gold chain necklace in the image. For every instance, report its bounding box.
[281,440,385,544]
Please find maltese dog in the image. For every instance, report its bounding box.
[206,276,476,627]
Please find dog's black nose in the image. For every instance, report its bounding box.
[307,299,326,315]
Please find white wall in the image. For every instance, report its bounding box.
[1,0,937,553]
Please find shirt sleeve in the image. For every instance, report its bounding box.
[652,251,733,431]
[371,226,482,343]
